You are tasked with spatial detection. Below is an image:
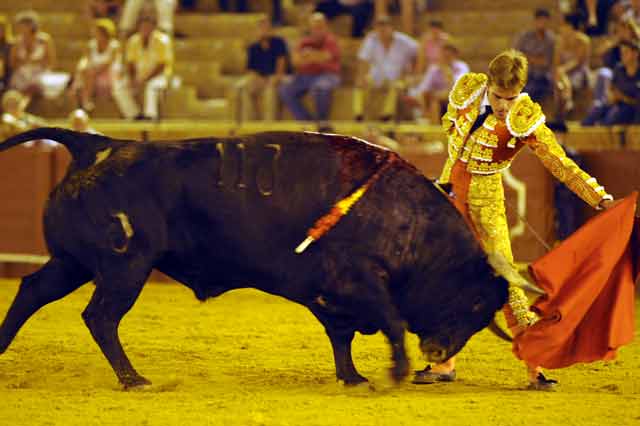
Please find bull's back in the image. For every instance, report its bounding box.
[44,132,390,290]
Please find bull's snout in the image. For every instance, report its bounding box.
[420,341,448,363]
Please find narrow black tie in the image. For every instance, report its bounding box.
[469,105,493,135]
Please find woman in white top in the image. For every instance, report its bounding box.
[71,18,121,111]
[8,10,55,99]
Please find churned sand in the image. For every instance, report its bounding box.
[0,280,638,426]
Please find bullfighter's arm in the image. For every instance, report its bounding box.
[526,125,612,209]
[507,94,612,209]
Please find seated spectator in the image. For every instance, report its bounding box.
[582,40,640,126]
[414,20,450,77]
[87,0,121,20]
[591,19,638,113]
[8,10,56,99]
[514,8,555,103]
[374,0,419,35]
[69,19,121,112]
[120,0,176,36]
[236,17,290,121]
[112,14,173,120]
[314,0,374,38]
[279,12,340,128]
[0,89,46,139]
[406,41,469,123]
[68,109,98,133]
[576,0,622,36]
[353,15,418,121]
[554,13,591,117]
[0,15,13,92]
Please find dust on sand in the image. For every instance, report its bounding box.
[0,280,639,426]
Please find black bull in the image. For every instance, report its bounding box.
[0,128,509,388]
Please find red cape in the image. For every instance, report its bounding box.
[513,192,639,369]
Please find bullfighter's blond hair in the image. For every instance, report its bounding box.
[488,49,528,92]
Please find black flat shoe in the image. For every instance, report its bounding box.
[527,373,558,391]
[412,365,456,384]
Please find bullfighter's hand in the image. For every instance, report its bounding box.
[598,198,618,210]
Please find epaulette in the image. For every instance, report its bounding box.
[448,72,488,110]
[506,93,546,138]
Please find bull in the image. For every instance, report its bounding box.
[0,128,510,388]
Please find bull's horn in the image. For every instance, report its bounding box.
[487,253,546,295]
[488,318,512,342]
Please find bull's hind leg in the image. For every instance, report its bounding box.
[81,263,151,388]
[0,257,92,354]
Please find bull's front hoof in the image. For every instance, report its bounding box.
[121,375,152,390]
[390,358,410,383]
[339,374,368,386]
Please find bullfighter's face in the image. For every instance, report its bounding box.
[488,85,520,122]
[414,274,509,363]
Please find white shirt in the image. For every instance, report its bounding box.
[358,31,418,86]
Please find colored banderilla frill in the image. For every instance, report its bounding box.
[295,152,398,254]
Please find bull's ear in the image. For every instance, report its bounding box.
[487,253,545,295]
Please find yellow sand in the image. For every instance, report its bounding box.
[0,280,638,426]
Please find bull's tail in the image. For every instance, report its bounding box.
[0,127,117,164]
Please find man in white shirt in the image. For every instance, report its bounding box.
[353,15,418,121]
[112,14,173,120]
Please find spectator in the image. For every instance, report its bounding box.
[621,0,640,28]
[353,15,418,121]
[314,0,374,38]
[576,0,621,36]
[272,0,284,26]
[514,8,555,103]
[69,19,122,112]
[0,15,13,92]
[374,0,419,35]
[279,12,340,128]
[236,17,290,121]
[218,0,248,12]
[414,20,450,77]
[68,109,98,133]
[8,10,56,99]
[0,89,46,139]
[113,14,173,120]
[590,19,638,115]
[554,13,591,117]
[120,0,176,36]
[582,40,640,125]
[407,41,469,122]
[87,0,121,20]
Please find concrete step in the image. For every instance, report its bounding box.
[174,13,266,38]
[0,0,83,13]
[416,10,536,37]
[430,0,557,11]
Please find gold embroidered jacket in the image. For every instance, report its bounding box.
[438,72,612,208]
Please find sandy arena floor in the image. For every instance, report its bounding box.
[0,279,638,426]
